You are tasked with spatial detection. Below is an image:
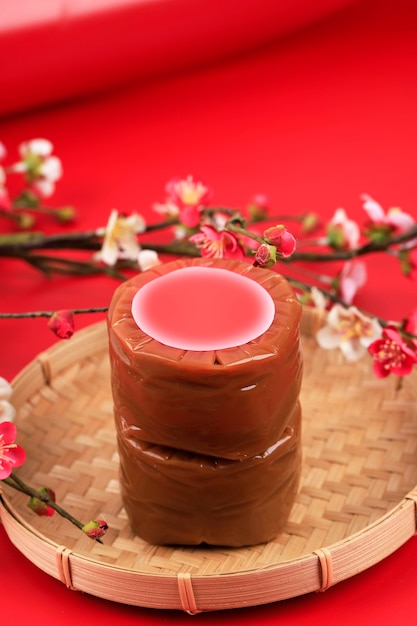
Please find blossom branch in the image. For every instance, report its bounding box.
[224,220,265,245]
[1,160,416,379]
[0,421,108,541]
[288,278,397,333]
[290,224,417,262]
[3,473,105,542]
[0,307,108,319]
[2,213,416,271]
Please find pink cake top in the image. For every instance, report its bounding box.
[131,266,275,351]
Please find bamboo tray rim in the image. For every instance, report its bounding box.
[1,312,417,613]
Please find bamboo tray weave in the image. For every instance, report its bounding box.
[1,308,417,613]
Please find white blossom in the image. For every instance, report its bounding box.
[95,209,147,266]
[316,305,382,361]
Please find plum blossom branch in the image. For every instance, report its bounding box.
[0,307,108,319]
[1,139,417,379]
[287,223,417,263]
[0,421,108,541]
[0,138,75,228]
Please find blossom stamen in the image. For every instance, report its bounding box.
[368,326,417,378]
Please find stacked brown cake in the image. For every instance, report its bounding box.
[107,258,303,546]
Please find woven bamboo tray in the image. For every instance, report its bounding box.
[1,308,417,613]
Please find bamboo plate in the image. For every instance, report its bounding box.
[1,308,417,613]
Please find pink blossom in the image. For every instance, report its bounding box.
[28,486,56,517]
[82,519,109,540]
[362,194,416,249]
[368,326,417,378]
[48,310,75,339]
[316,305,382,361]
[362,194,415,232]
[327,208,360,250]
[336,261,367,304]
[166,175,211,208]
[0,421,26,479]
[165,175,211,228]
[263,225,296,258]
[189,225,245,260]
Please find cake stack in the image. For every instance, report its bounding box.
[107,258,303,547]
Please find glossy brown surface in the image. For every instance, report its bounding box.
[107,258,303,545]
[117,402,302,547]
[108,258,303,460]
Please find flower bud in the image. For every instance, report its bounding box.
[16,212,35,229]
[263,225,296,258]
[253,243,277,268]
[56,206,76,223]
[82,519,109,540]
[48,310,74,339]
[301,212,320,234]
[247,193,269,222]
[28,487,55,517]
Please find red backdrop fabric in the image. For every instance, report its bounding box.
[1,0,361,117]
[1,0,417,623]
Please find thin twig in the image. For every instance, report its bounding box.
[4,473,103,543]
[0,307,108,319]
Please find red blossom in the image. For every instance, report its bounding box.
[28,486,56,517]
[263,225,296,258]
[189,225,245,260]
[48,309,74,339]
[0,421,26,479]
[368,326,417,378]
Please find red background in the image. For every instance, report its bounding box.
[1,0,417,623]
